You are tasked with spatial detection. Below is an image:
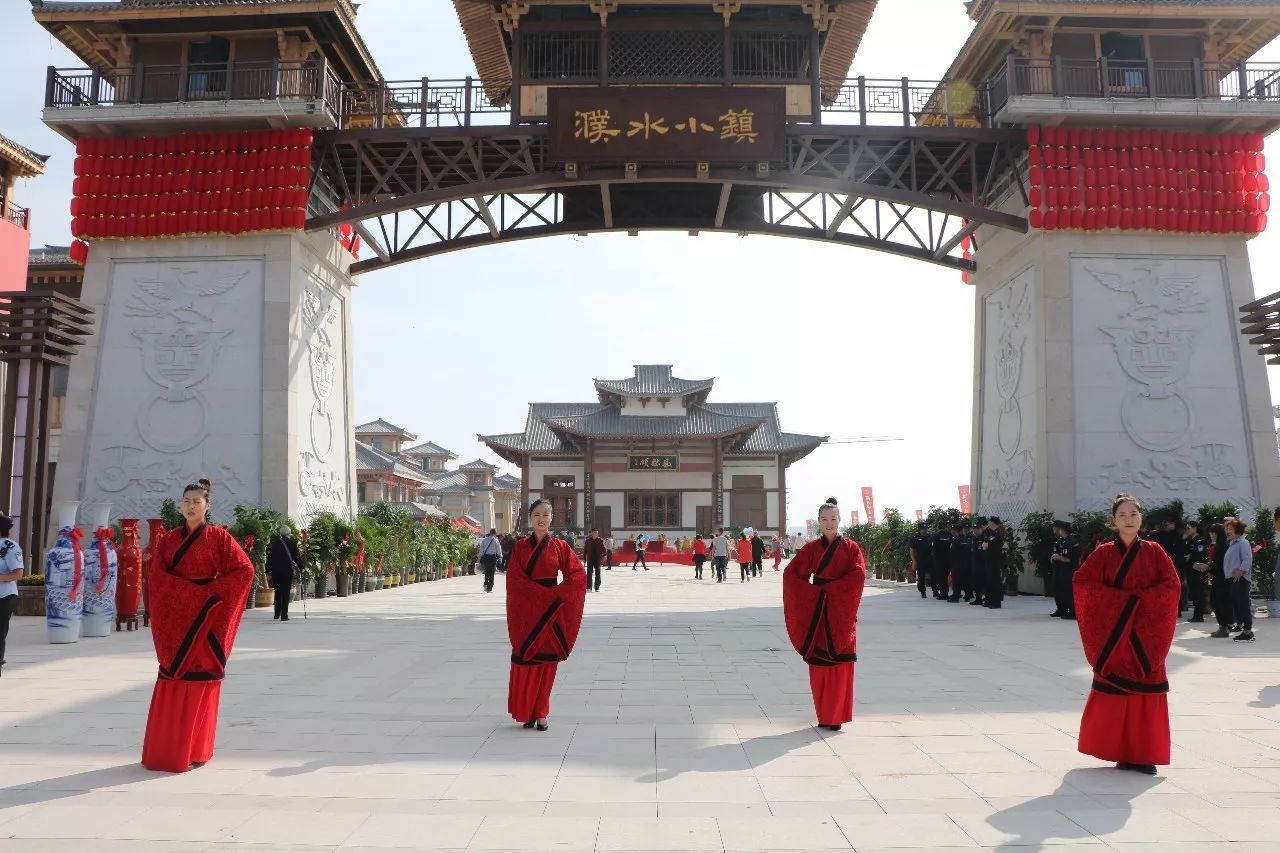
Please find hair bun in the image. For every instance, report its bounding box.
[198,477,212,490]
[824,496,838,506]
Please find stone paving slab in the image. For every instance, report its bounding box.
[3,563,1280,850]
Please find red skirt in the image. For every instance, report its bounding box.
[508,662,558,722]
[141,679,222,773]
[809,662,855,726]
[1078,690,1170,766]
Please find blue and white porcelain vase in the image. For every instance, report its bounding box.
[81,503,117,638]
[44,501,83,644]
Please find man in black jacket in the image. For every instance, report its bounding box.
[979,517,1005,609]
[267,526,303,621]
[949,522,974,602]
[584,528,607,592]
[910,522,933,600]
[750,532,766,578]
[1048,520,1080,619]
[1154,518,1189,616]
[932,525,954,600]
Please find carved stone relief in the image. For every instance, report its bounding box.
[1072,256,1255,512]
[83,260,264,522]
[979,269,1037,522]
[296,273,351,521]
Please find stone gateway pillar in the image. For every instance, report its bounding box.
[54,228,357,525]
[972,226,1280,521]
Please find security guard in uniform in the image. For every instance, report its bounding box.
[910,522,933,600]
[949,522,973,602]
[1185,519,1210,623]
[1048,520,1080,619]
[978,516,1005,609]
[931,524,954,600]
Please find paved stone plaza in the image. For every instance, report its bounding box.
[4,564,1280,851]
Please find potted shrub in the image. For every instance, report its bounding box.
[16,574,45,617]
[230,504,294,609]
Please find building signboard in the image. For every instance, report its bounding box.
[628,454,680,471]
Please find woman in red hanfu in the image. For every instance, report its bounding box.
[506,498,586,731]
[141,478,254,772]
[783,497,866,731]
[1074,492,1181,775]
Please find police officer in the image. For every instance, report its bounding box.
[0,514,23,677]
[932,523,954,600]
[1153,518,1189,616]
[910,521,933,599]
[1185,519,1210,623]
[1048,520,1080,619]
[979,516,1005,609]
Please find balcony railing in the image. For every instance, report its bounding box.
[3,204,29,230]
[987,56,1280,116]
[45,59,342,114]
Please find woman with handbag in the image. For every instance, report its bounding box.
[267,525,302,621]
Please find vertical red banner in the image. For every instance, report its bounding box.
[862,487,876,526]
[851,510,860,527]
[915,509,923,521]
[958,485,971,514]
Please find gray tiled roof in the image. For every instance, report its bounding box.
[595,365,714,398]
[545,405,764,441]
[401,441,456,459]
[379,501,447,519]
[354,418,416,439]
[494,474,521,490]
[426,470,473,493]
[355,441,431,483]
[458,459,498,471]
[705,403,825,455]
[0,132,49,176]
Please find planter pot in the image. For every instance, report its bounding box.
[16,585,45,617]
[314,577,326,599]
[255,586,276,608]
[355,573,365,594]
[337,574,349,597]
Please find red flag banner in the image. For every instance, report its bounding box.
[958,485,971,515]
[851,510,860,527]
[862,487,876,526]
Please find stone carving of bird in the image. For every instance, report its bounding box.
[126,267,247,324]
[1085,264,1207,321]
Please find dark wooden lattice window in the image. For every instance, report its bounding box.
[732,32,809,81]
[609,30,723,82]
[521,32,600,81]
[627,492,679,528]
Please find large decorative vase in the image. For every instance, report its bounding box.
[44,501,83,644]
[142,518,166,628]
[114,519,142,631]
[81,504,118,638]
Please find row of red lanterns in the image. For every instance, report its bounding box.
[1030,145,1264,173]
[1031,186,1270,214]
[1029,166,1267,193]
[73,166,308,195]
[71,188,309,217]
[1031,208,1266,234]
[1029,126,1264,153]
[75,129,313,157]
[74,150,309,177]
[72,209,307,240]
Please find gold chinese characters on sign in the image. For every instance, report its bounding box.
[627,454,680,472]
[550,88,784,164]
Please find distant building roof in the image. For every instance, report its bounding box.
[494,474,521,490]
[28,245,73,266]
[458,459,498,471]
[0,133,49,178]
[354,440,431,484]
[594,365,714,400]
[355,418,416,440]
[401,440,457,459]
[427,470,473,493]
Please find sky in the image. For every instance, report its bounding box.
[6,1,1280,530]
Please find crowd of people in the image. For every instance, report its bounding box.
[905,509,1269,644]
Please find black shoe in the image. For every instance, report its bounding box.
[1060,614,1075,620]
[969,599,984,606]
[273,615,280,620]
[523,720,535,729]
[964,595,972,601]
[819,724,842,731]
[1049,611,1063,618]
[1235,631,1256,642]
[1188,616,1205,623]
[1117,762,1157,775]
[1232,624,1243,632]
[920,592,927,599]
[535,720,549,732]
[281,617,289,621]
[986,604,1001,609]
[1210,627,1231,638]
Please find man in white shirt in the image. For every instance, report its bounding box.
[479,529,503,593]
[0,514,24,677]
[710,527,731,583]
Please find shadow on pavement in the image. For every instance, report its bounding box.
[986,767,1160,852]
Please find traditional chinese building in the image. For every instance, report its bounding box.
[480,365,825,537]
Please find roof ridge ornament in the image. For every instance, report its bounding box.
[711,1,742,26]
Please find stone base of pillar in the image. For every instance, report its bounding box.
[53,230,357,527]
[971,229,1280,521]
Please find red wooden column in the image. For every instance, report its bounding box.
[777,456,787,535]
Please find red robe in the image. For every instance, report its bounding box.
[1074,537,1180,766]
[141,524,253,772]
[505,533,586,722]
[783,535,866,726]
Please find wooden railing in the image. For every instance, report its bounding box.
[3,204,29,230]
[45,59,342,113]
[987,57,1280,115]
